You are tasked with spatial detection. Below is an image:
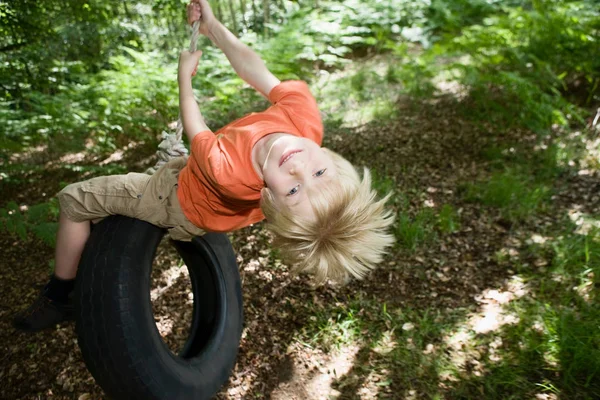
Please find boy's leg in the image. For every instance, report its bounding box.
[14,171,153,332]
[13,211,87,332]
[55,211,90,280]
[14,163,192,332]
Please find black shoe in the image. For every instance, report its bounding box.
[13,294,74,332]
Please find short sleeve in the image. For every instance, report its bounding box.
[269,80,313,105]
[191,130,215,152]
[190,130,218,168]
[267,80,323,145]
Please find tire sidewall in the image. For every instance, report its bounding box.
[75,216,243,400]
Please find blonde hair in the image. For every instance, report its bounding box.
[260,148,395,284]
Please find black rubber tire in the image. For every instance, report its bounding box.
[74,215,243,400]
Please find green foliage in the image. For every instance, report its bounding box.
[393,199,461,251]
[550,305,600,395]
[482,141,572,182]
[544,229,600,394]
[1,48,185,157]
[549,227,600,299]
[438,0,600,132]
[300,302,360,351]
[425,0,501,38]
[369,169,396,198]
[438,204,460,234]
[88,48,180,152]
[390,55,437,99]
[481,227,600,398]
[297,295,466,397]
[465,169,550,223]
[317,54,411,128]
[0,200,59,246]
[1,0,419,158]
[395,208,437,252]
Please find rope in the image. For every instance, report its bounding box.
[145,20,201,175]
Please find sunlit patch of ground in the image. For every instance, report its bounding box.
[469,278,527,334]
[150,239,194,354]
[269,344,359,400]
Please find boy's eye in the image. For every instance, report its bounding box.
[287,185,300,196]
[314,168,327,177]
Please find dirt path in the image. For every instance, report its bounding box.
[1,94,597,399]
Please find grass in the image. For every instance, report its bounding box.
[464,169,550,224]
[438,203,461,234]
[395,209,437,252]
[451,225,600,399]
[296,296,467,397]
[394,204,461,252]
[369,169,396,199]
[465,126,598,226]
[316,55,405,128]
[370,168,463,252]
[294,224,600,399]
[294,112,599,397]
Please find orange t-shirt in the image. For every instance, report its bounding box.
[177,80,323,232]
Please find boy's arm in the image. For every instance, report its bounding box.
[178,50,211,142]
[188,0,279,99]
[207,22,281,99]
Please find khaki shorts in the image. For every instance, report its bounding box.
[57,157,205,241]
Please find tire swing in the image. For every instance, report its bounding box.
[74,22,243,400]
[75,217,243,399]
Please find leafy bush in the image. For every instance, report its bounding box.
[0,200,59,246]
[425,0,501,38]
[87,48,180,152]
[440,0,600,131]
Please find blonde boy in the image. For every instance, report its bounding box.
[13,0,394,332]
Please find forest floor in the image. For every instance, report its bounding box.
[1,60,599,400]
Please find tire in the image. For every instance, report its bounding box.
[75,215,243,400]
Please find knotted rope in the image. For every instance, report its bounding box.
[145,20,201,175]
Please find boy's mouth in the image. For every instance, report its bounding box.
[279,149,302,167]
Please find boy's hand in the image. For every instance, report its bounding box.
[178,50,203,81]
[187,0,218,36]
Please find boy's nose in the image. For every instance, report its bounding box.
[289,163,305,177]
[289,158,305,175]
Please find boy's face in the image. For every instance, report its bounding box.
[262,136,336,220]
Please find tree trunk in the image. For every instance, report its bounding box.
[250,0,258,30]
[263,0,269,37]
[239,0,247,29]
[228,0,239,34]
[215,0,223,22]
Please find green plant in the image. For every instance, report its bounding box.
[0,200,59,246]
[440,0,599,132]
[465,169,550,223]
[370,169,396,198]
[395,208,437,251]
[438,204,460,234]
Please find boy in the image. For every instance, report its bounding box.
[13,0,394,332]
